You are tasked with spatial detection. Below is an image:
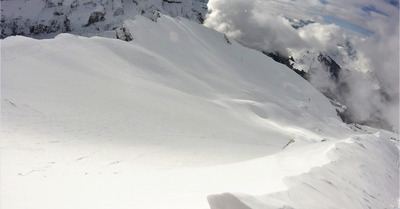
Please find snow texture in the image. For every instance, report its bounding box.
[1,14,399,209]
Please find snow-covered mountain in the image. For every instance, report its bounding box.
[1,13,398,209]
[0,0,207,38]
[264,41,395,131]
[2,0,396,132]
[204,1,399,132]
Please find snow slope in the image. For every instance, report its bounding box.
[1,15,399,209]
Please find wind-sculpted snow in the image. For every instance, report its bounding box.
[210,131,399,209]
[1,15,398,209]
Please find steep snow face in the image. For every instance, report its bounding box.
[1,15,398,209]
[0,0,208,38]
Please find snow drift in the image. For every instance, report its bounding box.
[1,14,398,209]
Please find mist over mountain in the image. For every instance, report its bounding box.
[205,0,399,131]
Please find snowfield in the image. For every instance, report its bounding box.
[1,15,399,209]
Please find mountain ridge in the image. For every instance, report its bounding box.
[0,0,208,38]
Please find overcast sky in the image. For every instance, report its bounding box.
[204,0,399,130]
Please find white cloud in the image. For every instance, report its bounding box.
[205,0,308,56]
[298,23,346,50]
[205,0,399,130]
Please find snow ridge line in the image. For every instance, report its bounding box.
[215,132,400,209]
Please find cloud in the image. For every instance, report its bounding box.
[206,0,308,56]
[356,12,399,128]
[205,0,399,130]
[298,23,346,50]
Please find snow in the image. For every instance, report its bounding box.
[1,15,399,209]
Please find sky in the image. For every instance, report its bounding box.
[204,0,399,130]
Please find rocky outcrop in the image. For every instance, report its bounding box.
[151,10,161,22]
[163,0,183,3]
[264,50,342,84]
[287,18,315,29]
[263,51,308,79]
[84,11,106,27]
[116,26,133,41]
[223,34,231,45]
[317,53,341,81]
[1,15,71,38]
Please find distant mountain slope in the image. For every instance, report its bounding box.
[0,0,208,38]
[264,44,395,131]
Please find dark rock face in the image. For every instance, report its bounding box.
[1,16,70,38]
[223,34,231,44]
[84,11,106,27]
[64,17,72,32]
[151,10,161,22]
[317,53,341,81]
[189,9,205,24]
[289,19,315,29]
[263,50,342,86]
[163,0,183,3]
[263,51,309,79]
[263,51,293,69]
[53,11,64,16]
[30,22,59,35]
